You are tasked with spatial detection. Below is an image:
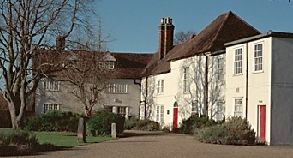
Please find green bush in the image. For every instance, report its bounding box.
[86,110,125,136]
[195,116,256,145]
[24,111,82,132]
[0,130,39,153]
[124,118,160,131]
[180,115,216,134]
[124,117,140,130]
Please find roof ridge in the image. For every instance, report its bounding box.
[209,11,235,50]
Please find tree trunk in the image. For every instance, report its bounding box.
[85,108,92,117]
[7,102,22,129]
[5,92,23,129]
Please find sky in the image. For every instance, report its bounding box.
[96,0,293,53]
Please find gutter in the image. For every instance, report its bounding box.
[245,43,248,118]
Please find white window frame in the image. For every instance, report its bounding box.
[157,80,164,94]
[43,79,60,91]
[117,106,127,117]
[106,61,115,69]
[254,43,263,72]
[217,56,224,81]
[234,98,243,117]
[215,100,224,120]
[43,104,60,113]
[183,67,189,93]
[234,48,242,75]
[107,83,128,93]
[156,105,164,123]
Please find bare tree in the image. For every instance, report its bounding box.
[177,55,225,121]
[0,0,97,129]
[62,51,116,117]
[173,31,196,45]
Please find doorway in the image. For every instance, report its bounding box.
[258,105,266,141]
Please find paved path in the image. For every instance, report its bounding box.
[15,130,293,158]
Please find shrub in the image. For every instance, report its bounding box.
[180,115,216,134]
[195,116,256,145]
[124,118,160,131]
[86,110,125,136]
[24,111,82,132]
[0,130,39,154]
[124,117,139,130]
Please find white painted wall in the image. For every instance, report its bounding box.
[225,36,293,145]
[225,38,272,144]
[141,53,226,128]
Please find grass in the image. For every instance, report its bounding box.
[0,129,115,147]
[0,129,116,156]
[34,131,115,147]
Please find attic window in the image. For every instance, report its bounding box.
[103,52,116,69]
[106,61,115,69]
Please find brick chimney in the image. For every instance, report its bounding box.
[159,17,175,59]
[56,36,65,51]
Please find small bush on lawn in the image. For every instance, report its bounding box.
[87,110,125,136]
[24,111,82,132]
[180,115,216,134]
[124,118,160,131]
[195,116,255,145]
[0,130,39,154]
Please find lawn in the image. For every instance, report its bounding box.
[0,129,115,147]
[34,131,115,147]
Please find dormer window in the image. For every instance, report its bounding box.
[102,52,116,69]
[106,61,115,69]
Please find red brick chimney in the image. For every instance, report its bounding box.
[159,17,175,59]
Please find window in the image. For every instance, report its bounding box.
[43,104,59,113]
[106,61,115,69]
[217,57,224,80]
[234,98,243,117]
[215,101,224,120]
[157,80,164,94]
[107,83,128,93]
[234,48,242,74]
[118,107,126,117]
[254,44,263,72]
[183,67,189,93]
[105,106,127,117]
[156,105,164,123]
[43,79,60,91]
[99,61,115,69]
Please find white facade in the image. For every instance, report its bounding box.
[141,54,225,128]
[225,32,293,145]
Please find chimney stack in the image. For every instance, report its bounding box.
[56,36,66,51]
[158,17,175,59]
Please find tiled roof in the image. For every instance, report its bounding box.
[144,11,260,75]
[111,52,153,79]
[33,50,153,80]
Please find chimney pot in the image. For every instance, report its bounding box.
[161,18,165,24]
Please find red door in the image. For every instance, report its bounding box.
[173,108,178,128]
[259,105,266,140]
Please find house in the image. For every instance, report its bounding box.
[34,48,152,119]
[140,11,260,128]
[225,31,293,145]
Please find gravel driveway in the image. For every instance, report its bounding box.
[12,130,293,158]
